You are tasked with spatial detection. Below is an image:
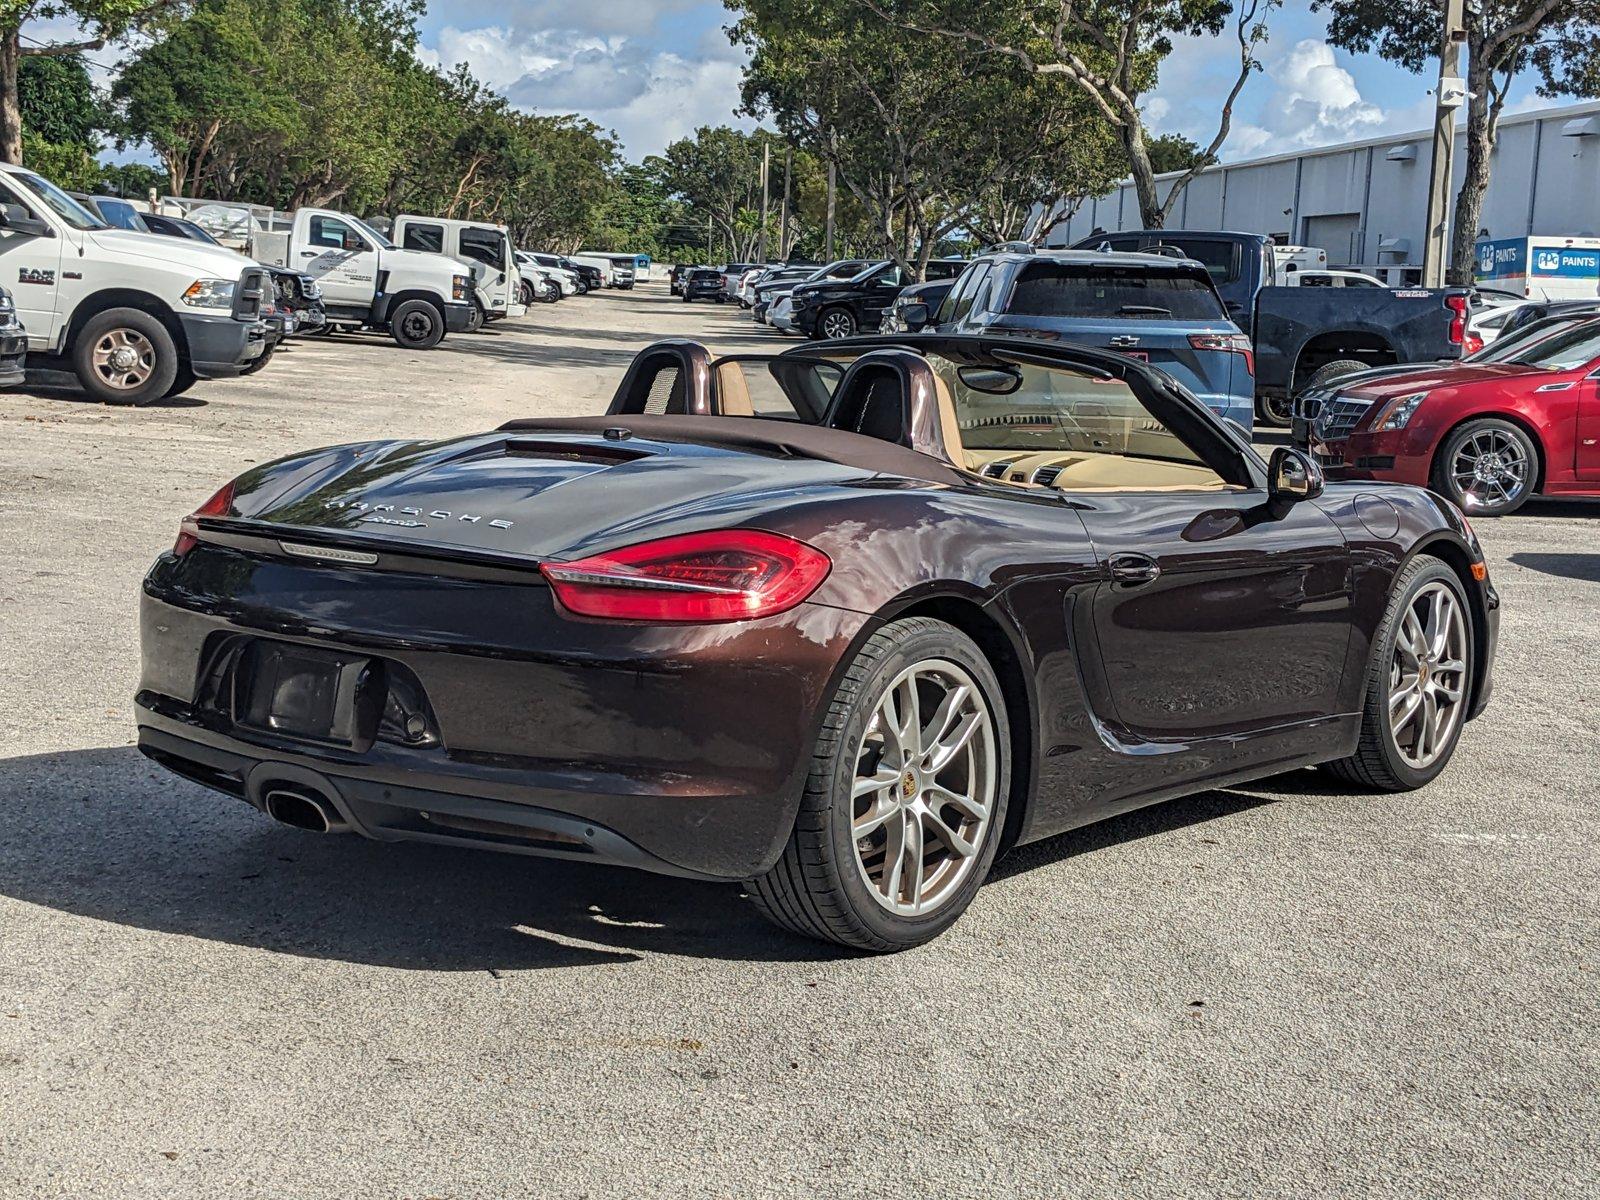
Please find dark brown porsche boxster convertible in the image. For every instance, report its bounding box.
[136,334,1499,951]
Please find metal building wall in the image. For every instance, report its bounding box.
[1047,100,1600,277]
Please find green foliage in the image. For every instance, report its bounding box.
[19,54,99,146]
[1146,132,1216,175]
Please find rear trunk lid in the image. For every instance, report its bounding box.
[225,430,863,561]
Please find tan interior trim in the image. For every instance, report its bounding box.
[713,362,755,417]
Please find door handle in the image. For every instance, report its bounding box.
[299,250,315,257]
[1107,552,1161,587]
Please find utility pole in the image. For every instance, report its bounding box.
[708,211,715,264]
[825,159,836,261]
[1422,0,1467,287]
[757,143,770,263]
[779,147,792,261]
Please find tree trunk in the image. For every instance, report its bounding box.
[1447,60,1496,288]
[0,31,21,165]
[1122,122,1162,228]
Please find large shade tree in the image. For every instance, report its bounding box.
[1315,0,1600,285]
[851,0,1279,229]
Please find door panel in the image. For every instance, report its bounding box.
[0,178,64,346]
[1578,380,1600,480]
[1075,491,1353,740]
[296,213,378,307]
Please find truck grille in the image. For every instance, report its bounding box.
[1313,396,1373,441]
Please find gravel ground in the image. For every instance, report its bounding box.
[1,285,1596,1199]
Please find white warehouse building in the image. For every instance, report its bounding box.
[1043,98,1600,284]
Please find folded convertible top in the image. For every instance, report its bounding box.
[496,414,972,488]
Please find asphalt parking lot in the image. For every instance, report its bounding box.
[1,284,1596,1198]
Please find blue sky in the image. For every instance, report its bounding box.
[413,2,1576,164]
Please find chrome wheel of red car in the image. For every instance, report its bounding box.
[1436,419,1536,515]
[850,659,998,916]
[1387,581,1469,771]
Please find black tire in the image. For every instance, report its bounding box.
[746,617,1011,953]
[818,306,857,340]
[240,344,275,376]
[165,363,198,397]
[519,280,535,307]
[465,302,485,334]
[72,307,179,406]
[389,299,445,350]
[1273,358,1370,427]
[1430,417,1538,517]
[1321,557,1474,792]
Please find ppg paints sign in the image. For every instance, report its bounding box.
[1475,236,1600,298]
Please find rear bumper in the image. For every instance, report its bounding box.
[136,547,869,879]
[179,313,266,378]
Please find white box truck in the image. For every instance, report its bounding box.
[168,199,475,348]
[1475,235,1600,300]
[0,163,270,405]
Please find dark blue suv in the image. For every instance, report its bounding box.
[921,250,1256,431]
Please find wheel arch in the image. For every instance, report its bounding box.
[62,289,189,364]
[383,289,449,325]
[1290,331,1397,392]
[880,591,1036,858]
[1429,410,1548,494]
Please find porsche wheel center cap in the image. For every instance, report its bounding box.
[901,770,919,800]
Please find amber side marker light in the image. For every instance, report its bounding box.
[1471,562,1488,581]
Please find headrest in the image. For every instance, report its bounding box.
[820,348,957,463]
[607,340,714,416]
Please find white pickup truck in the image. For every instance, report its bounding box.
[392,214,526,330]
[170,200,475,349]
[0,163,270,404]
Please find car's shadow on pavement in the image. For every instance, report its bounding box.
[0,746,1308,969]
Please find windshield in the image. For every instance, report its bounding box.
[346,213,394,249]
[1009,262,1228,320]
[13,170,107,230]
[1490,321,1600,370]
[1470,315,1589,363]
[848,261,890,284]
[176,219,222,247]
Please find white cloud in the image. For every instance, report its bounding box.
[420,21,755,157]
[1255,39,1385,148]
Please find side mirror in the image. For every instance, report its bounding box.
[1268,446,1324,504]
[901,302,931,331]
[0,202,51,238]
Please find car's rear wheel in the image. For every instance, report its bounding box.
[1321,558,1473,791]
[1431,418,1537,516]
[819,307,857,340]
[747,617,1010,952]
[1275,359,1370,428]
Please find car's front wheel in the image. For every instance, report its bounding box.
[389,299,445,349]
[1431,418,1537,516]
[819,307,857,340]
[747,617,1010,952]
[1322,557,1473,791]
[73,308,179,405]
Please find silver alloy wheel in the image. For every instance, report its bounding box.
[90,328,156,391]
[1387,581,1468,770]
[822,310,854,339]
[851,659,997,916]
[1451,428,1530,510]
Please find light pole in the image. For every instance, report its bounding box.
[1421,0,1467,287]
[757,143,770,263]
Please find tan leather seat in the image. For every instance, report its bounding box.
[713,361,754,417]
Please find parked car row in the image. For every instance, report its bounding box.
[0,165,641,405]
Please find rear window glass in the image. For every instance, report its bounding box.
[1145,238,1238,284]
[1007,264,1227,320]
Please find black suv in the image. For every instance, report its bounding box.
[791,258,966,340]
[683,267,726,302]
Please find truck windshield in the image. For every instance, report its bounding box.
[1008,264,1228,320]
[14,170,107,230]
[346,214,394,250]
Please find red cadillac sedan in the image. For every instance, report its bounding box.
[1299,316,1600,515]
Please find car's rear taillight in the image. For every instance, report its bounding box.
[1446,294,1469,348]
[541,530,831,623]
[1189,332,1255,376]
[173,481,236,557]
